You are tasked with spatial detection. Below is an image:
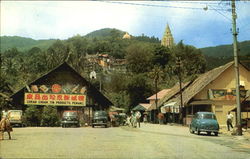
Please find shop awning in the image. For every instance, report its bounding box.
[161,102,179,114]
[132,105,146,111]
[110,106,125,112]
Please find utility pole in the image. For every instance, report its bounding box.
[154,68,159,124]
[155,77,158,124]
[231,0,242,135]
[176,57,183,124]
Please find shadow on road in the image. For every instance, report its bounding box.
[121,126,220,140]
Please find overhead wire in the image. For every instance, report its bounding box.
[207,4,232,22]
[100,1,229,12]
[161,1,220,5]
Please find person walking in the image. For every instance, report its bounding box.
[135,111,141,128]
[0,109,13,140]
[227,111,234,131]
[131,111,136,128]
[158,113,164,125]
[1,109,8,120]
[126,115,132,127]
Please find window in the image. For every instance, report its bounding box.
[200,113,216,119]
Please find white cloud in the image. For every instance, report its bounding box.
[1,1,249,47]
[1,1,140,39]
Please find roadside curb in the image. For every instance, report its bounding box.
[220,129,250,141]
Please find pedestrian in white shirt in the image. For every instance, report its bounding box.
[226,111,234,131]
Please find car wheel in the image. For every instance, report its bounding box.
[196,128,200,135]
[92,125,94,128]
[214,132,218,136]
[189,126,194,134]
[207,132,211,136]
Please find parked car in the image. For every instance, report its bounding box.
[7,110,24,127]
[61,110,80,128]
[92,111,109,128]
[189,112,219,136]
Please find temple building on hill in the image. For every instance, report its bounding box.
[122,32,131,39]
[161,24,175,48]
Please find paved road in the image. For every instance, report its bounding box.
[1,124,250,159]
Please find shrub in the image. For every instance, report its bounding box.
[41,106,60,127]
[23,105,42,126]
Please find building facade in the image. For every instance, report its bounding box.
[10,62,113,126]
[152,62,250,126]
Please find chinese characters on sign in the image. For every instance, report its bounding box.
[24,93,86,106]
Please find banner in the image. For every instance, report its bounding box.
[209,89,248,101]
[24,93,86,106]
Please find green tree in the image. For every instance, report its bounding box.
[108,91,130,112]
[23,105,42,126]
[126,74,153,109]
[41,106,59,127]
[152,45,171,68]
[27,47,42,55]
[45,40,69,69]
[125,43,153,74]
[1,48,20,76]
[168,41,206,81]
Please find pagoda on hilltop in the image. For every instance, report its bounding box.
[161,24,174,48]
[122,32,131,39]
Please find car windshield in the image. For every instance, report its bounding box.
[9,111,22,116]
[63,112,77,116]
[200,114,216,119]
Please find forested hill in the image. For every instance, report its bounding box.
[1,28,160,53]
[0,36,56,52]
[85,28,125,38]
[85,28,160,43]
[200,40,250,57]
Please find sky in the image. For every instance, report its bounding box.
[1,1,250,48]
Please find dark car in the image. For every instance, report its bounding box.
[61,110,80,128]
[92,111,109,128]
[189,112,219,136]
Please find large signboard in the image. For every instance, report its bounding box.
[208,89,248,101]
[24,93,86,106]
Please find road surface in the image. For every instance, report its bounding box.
[1,124,249,159]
